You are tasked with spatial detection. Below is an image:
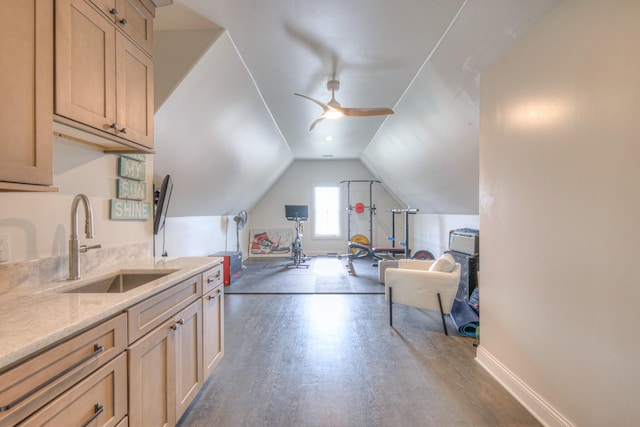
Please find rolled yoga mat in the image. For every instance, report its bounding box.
[450,298,479,337]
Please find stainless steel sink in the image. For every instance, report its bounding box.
[62,270,178,293]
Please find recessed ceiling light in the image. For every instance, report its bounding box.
[325,136,334,142]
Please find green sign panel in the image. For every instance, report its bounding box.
[116,178,146,200]
[110,199,151,220]
[120,153,146,162]
[118,157,145,181]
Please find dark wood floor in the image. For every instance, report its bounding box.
[178,294,540,427]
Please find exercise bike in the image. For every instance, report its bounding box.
[285,205,310,268]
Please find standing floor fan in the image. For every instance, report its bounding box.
[233,210,248,254]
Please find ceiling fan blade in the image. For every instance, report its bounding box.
[309,116,326,131]
[294,93,330,112]
[341,107,394,117]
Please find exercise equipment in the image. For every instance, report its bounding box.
[387,208,418,258]
[284,205,310,268]
[341,180,380,246]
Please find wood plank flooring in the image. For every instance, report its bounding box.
[177,294,540,427]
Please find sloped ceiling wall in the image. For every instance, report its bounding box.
[363,0,562,214]
[153,0,561,218]
[153,30,293,216]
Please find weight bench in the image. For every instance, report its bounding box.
[342,241,409,276]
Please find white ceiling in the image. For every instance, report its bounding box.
[152,0,561,216]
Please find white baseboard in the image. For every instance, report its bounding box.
[475,346,574,427]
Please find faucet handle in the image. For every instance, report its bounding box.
[80,244,102,253]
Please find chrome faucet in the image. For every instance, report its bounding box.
[68,194,101,280]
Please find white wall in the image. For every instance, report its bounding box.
[479,1,640,426]
[0,138,152,263]
[250,159,402,256]
[153,214,244,258]
[413,214,479,257]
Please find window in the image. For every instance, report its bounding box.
[314,185,341,237]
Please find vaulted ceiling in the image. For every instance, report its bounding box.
[152,0,561,217]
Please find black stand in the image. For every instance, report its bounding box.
[286,218,309,269]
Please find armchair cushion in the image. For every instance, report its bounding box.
[429,253,456,273]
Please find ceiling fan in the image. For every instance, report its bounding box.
[294,79,394,131]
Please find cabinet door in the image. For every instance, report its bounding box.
[118,0,154,54]
[128,319,176,427]
[203,286,224,379]
[115,32,154,148]
[0,0,53,187]
[55,0,117,135]
[19,353,127,427]
[87,0,119,22]
[175,301,203,421]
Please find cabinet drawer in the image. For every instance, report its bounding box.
[202,263,224,295]
[0,313,126,426]
[18,352,127,426]
[127,275,202,344]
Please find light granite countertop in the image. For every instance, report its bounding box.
[0,256,222,370]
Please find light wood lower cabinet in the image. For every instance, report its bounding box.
[0,313,127,426]
[1,263,225,427]
[128,317,176,426]
[18,353,128,427]
[128,299,204,426]
[203,283,224,379]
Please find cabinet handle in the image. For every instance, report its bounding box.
[207,290,221,300]
[80,403,105,427]
[207,272,221,283]
[119,127,128,135]
[110,8,118,16]
[119,18,128,26]
[0,344,104,412]
[109,123,119,132]
[171,319,185,330]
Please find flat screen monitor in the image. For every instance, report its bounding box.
[285,205,308,221]
[154,175,173,235]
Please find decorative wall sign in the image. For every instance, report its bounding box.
[120,153,146,162]
[117,178,146,200]
[110,154,151,221]
[118,156,145,181]
[110,199,151,220]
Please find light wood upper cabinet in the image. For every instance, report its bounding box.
[88,0,154,55]
[55,0,154,150]
[0,0,54,190]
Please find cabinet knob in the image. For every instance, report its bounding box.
[109,124,128,135]
[119,18,128,26]
[110,8,118,16]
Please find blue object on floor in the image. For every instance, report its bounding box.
[450,298,479,337]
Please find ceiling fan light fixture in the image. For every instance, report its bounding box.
[324,110,344,120]
[294,79,393,131]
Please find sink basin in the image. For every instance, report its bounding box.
[62,270,178,294]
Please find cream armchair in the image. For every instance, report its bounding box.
[385,257,461,335]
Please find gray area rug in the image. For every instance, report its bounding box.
[225,256,384,294]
